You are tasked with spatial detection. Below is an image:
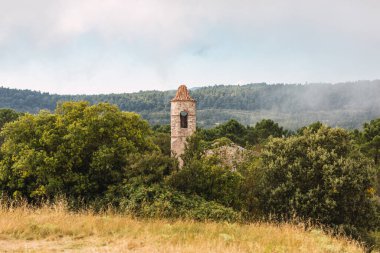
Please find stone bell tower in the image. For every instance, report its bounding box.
[171,85,196,166]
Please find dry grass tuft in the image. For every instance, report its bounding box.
[0,200,365,252]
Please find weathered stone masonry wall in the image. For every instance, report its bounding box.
[170,100,196,160]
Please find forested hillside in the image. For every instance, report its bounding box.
[1,80,380,129]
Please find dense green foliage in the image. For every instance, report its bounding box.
[168,156,243,208]
[180,125,380,236]
[361,119,380,166]
[0,102,156,201]
[0,109,22,131]
[2,80,380,129]
[109,184,240,222]
[103,151,240,222]
[198,119,288,147]
[0,109,22,147]
[257,126,379,238]
[0,102,239,222]
[0,101,379,246]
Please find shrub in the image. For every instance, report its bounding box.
[257,125,380,238]
[0,102,156,201]
[106,184,240,222]
[104,151,240,222]
[361,118,380,165]
[168,156,243,208]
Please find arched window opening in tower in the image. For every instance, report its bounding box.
[180,111,188,128]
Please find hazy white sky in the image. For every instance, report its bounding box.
[0,0,379,94]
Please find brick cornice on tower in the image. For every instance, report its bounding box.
[171,85,196,102]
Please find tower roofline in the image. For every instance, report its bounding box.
[171,84,196,102]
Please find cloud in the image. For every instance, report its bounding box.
[0,0,379,94]
[2,0,379,47]
[0,0,207,49]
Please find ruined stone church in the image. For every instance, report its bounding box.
[170,85,196,165]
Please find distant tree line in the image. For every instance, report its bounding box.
[1,80,380,129]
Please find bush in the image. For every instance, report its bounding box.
[168,156,243,208]
[106,184,240,222]
[0,109,21,131]
[0,102,156,201]
[257,125,380,238]
[0,109,22,149]
[235,155,265,218]
[361,118,380,165]
[152,132,171,156]
[249,119,289,144]
[103,151,240,222]
[198,119,289,147]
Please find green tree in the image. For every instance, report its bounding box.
[181,133,210,166]
[104,151,239,222]
[362,118,380,165]
[152,124,170,134]
[152,132,171,156]
[0,102,156,201]
[124,152,177,186]
[0,109,22,155]
[168,155,243,208]
[258,125,379,238]
[297,121,323,135]
[201,119,247,146]
[235,154,264,218]
[0,109,21,130]
[252,119,287,143]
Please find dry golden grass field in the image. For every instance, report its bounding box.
[0,202,366,253]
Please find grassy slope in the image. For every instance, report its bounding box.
[0,204,365,253]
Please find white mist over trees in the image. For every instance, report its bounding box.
[1,80,380,129]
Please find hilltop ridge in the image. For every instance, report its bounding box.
[1,80,380,129]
